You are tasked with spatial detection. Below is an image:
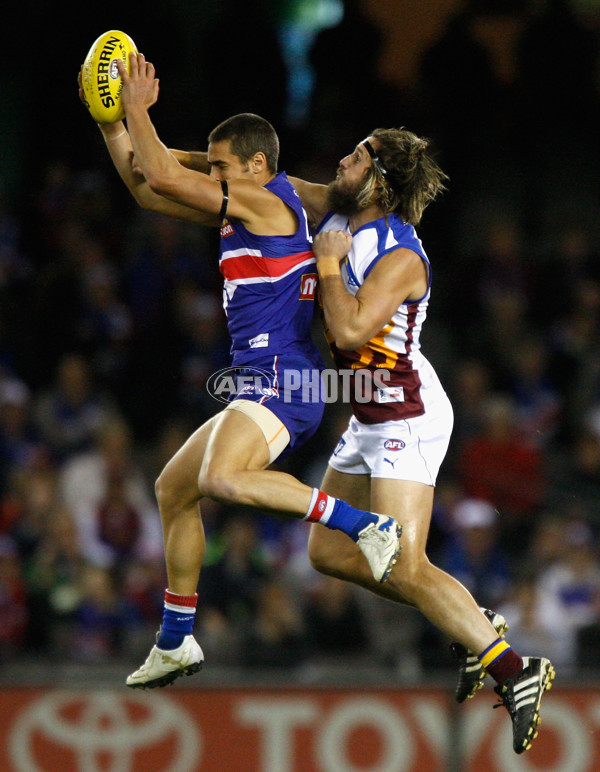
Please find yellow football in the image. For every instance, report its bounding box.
[81,30,138,123]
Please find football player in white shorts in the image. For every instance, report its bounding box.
[290,129,555,755]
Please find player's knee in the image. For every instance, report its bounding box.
[155,459,200,516]
[307,535,333,575]
[197,461,237,503]
[155,465,177,513]
[307,529,346,578]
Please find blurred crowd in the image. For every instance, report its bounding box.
[1,0,600,680]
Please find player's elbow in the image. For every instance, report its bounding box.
[131,189,156,211]
[333,327,369,352]
[130,185,163,213]
[145,169,177,197]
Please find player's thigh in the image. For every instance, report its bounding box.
[201,405,271,476]
[157,414,220,504]
[308,466,370,563]
[370,477,435,556]
[321,465,370,509]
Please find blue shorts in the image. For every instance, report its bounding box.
[229,353,325,456]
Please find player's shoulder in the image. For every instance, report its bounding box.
[378,214,426,259]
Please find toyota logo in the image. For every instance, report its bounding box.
[9,690,201,771]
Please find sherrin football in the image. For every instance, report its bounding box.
[81,30,138,123]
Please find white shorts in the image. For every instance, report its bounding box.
[328,395,454,486]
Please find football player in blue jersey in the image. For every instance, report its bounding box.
[79,52,402,688]
[290,129,555,755]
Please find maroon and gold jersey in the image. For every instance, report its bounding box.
[318,211,443,424]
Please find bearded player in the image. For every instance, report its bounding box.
[287,130,555,755]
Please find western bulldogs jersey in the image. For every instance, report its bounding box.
[219,172,322,367]
[318,211,448,424]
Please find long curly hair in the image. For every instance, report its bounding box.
[362,128,448,225]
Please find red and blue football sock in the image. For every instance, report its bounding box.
[156,590,198,650]
[304,489,377,541]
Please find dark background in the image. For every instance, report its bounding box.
[1,0,600,678]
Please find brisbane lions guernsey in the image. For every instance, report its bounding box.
[219,172,322,367]
[318,211,445,425]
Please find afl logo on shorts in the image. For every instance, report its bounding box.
[384,439,405,451]
[299,273,318,300]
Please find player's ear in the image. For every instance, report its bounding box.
[251,152,267,173]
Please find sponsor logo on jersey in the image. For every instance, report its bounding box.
[220,221,234,237]
[249,333,269,349]
[299,273,318,300]
[384,439,405,451]
[377,386,405,404]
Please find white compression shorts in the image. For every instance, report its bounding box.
[328,395,454,486]
[224,399,290,464]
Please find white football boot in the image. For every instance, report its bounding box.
[357,514,402,583]
[126,634,204,689]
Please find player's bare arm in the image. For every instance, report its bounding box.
[169,149,210,173]
[100,122,216,223]
[314,230,428,350]
[288,176,329,228]
[119,53,296,234]
[78,67,212,224]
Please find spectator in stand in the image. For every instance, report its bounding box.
[242,577,309,669]
[25,507,85,654]
[304,575,370,662]
[122,558,167,629]
[437,498,513,613]
[6,467,60,563]
[549,277,600,444]
[71,564,141,662]
[548,430,600,524]
[59,415,162,569]
[496,576,562,673]
[456,393,545,547]
[33,352,120,463]
[504,334,561,449]
[524,513,577,576]
[0,534,28,658]
[535,520,600,672]
[172,280,230,417]
[0,377,48,498]
[197,513,271,664]
[446,358,494,457]
[75,256,133,394]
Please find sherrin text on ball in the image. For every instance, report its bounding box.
[81,30,138,123]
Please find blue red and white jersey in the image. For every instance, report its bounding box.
[219,172,322,367]
[318,211,447,424]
